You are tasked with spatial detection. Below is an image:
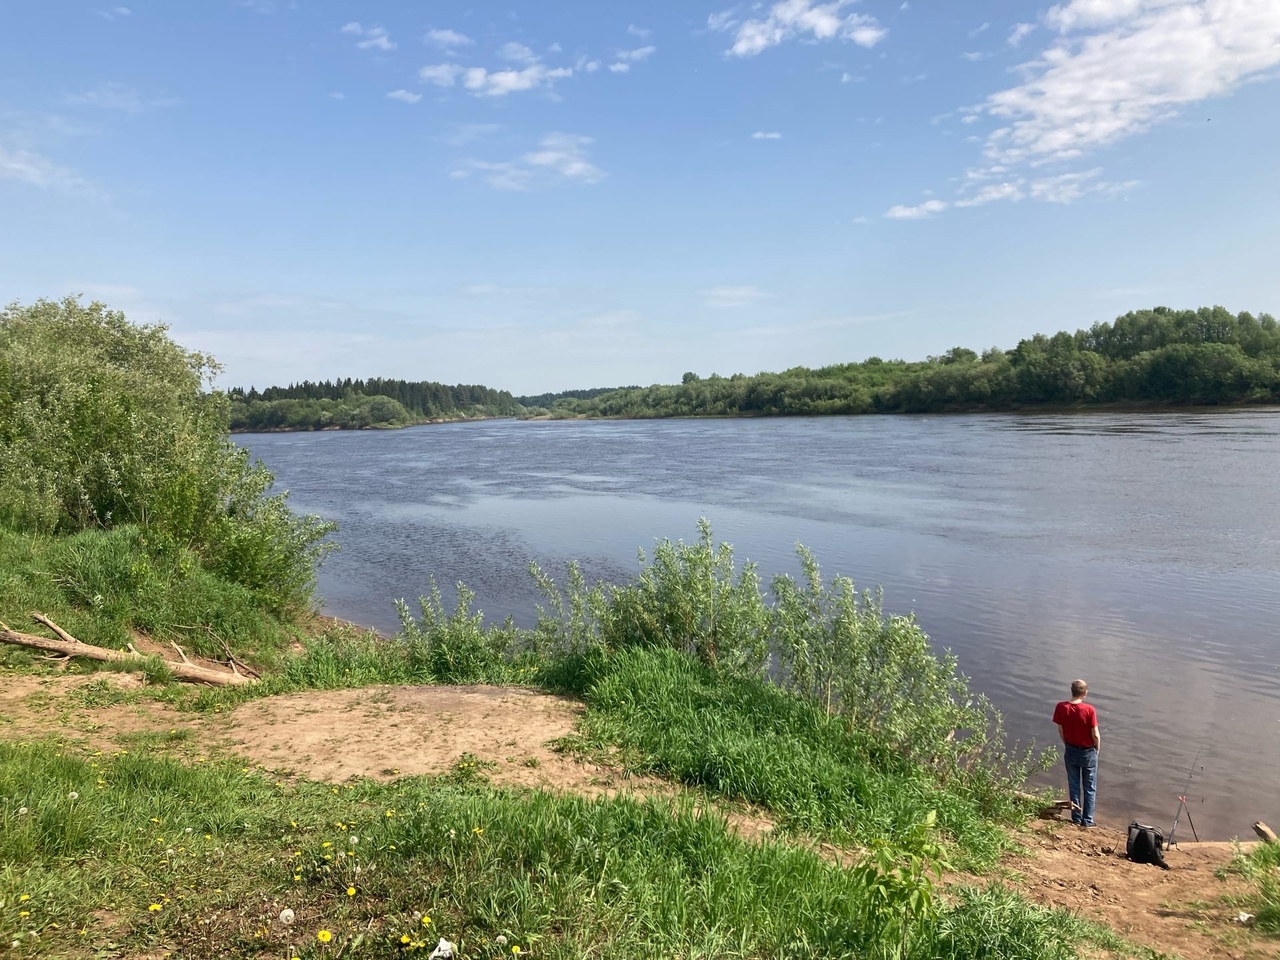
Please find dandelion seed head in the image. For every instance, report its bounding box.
[67,791,79,801]
[279,908,295,926]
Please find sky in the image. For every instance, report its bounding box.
[2,0,1279,395]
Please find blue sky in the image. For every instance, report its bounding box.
[2,0,1278,395]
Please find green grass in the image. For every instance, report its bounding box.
[557,646,1018,870]
[0,739,1117,960]
[1223,841,1280,934]
[0,524,299,666]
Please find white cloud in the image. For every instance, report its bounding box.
[440,122,502,146]
[97,6,132,20]
[453,133,604,190]
[751,130,783,139]
[953,181,1025,207]
[884,199,949,219]
[628,24,653,39]
[343,23,395,51]
[887,0,1279,219]
[714,0,887,56]
[330,92,345,100]
[0,145,97,196]
[1029,168,1140,202]
[703,286,774,308]
[359,28,395,52]
[615,45,656,62]
[969,21,990,36]
[524,133,605,182]
[420,64,465,87]
[707,10,738,32]
[961,51,989,61]
[387,89,422,104]
[463,63,574,96]
[608,63,630,73]
[63,83,179,112]
[426,28,472,48]
[424,44,577,97]
[985,0,1280,166]
[1007,22,1037,46]
[499,41,538,63]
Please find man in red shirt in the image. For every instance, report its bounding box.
[1053,679,1100,827]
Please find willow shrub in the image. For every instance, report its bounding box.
[527,520,1048,817]
[0,297,333,614]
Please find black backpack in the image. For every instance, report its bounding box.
[1127,821,1169,869]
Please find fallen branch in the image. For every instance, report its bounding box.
[0,615,253,687]
[1254,821,1277,845]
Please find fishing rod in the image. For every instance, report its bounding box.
[1168,749,1202,847]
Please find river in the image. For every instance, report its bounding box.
[240,410,1280,840]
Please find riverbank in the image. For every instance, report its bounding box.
[1,658,1275,960]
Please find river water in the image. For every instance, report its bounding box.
[241,411,1280,839]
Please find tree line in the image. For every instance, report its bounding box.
[229,377,523,431]
[539,307,1280,418]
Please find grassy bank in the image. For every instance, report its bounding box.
[0,738,1129,960]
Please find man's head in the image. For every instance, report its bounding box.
[1071,679,1088,698]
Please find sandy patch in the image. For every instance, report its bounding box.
[1004,819,1277,960]
[222,685,652,796]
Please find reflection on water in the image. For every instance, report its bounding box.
[241,410,1280,839]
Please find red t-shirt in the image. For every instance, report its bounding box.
[1053,700,1098,748]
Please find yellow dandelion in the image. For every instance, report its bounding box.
[19,911,29,918]
[19,895,30,902]
[148,903,162,913]
[346,886,356,897]
[385,810,395,818]
[421,916,432,927]
[472,826,484,835]
[322,841,333,848]
[512,947,522,955]
[317,929,333,943]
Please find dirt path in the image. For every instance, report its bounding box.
[1,671,1275,959]
[1004,820,1275,960]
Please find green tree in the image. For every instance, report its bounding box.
[0,296,333,613]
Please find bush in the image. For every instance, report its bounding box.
[0,297,333,613]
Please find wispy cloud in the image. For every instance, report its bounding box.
[63,82,179,113]
[342,22,396,52]
[421,43,575,97]
[499,41,538,64]
[884,199,948,219]
[1007,22,1036,46]
[628,24,652,39]
[452,133,604,190]
[751,130,783,139]
[615,45,656,62]
[426,28,472,49]
[711,0,887,57]
[984,0,1280,167]
[440,122,502,147]
[96,6,132,20]
[887,0,1278,218]
[0,145,98,197]
[703,286,774,308]
[969,21,990,36]
[387,89,422,104]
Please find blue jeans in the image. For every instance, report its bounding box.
[1064,744,1098,826]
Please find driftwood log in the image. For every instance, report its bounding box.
[0,614,254,687]
[1254,821,1278,845]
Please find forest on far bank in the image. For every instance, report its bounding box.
[227,378,522,431]
[539,306,1280,418]
[228,306,1280,430]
